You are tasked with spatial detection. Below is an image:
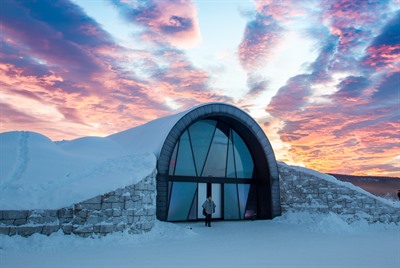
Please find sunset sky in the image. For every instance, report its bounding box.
[1,0,399,176]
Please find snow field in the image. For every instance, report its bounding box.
[1,211,399,268]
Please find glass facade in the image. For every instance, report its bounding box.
[169,120,254,179]
[167,119,257,221]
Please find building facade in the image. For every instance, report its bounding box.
[154,103,281,221]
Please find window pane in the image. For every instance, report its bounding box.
[202,128,228,177]
[226,130,236,178]
[244,184,257,220]
[189,120,216,175]
[233,131,254,178]
[188,189,198,220]
[224,184,240,220]
[167,182,197,221]
[237,184,250,219]
[169,141,178,175]
[175,131,197,176]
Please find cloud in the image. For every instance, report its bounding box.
[362,11,400,70]
[267,75,312,117]
[238,13,282,71]
[110,0,201,48]
[0,0,113,77]
[333,76,370,100]
[372,72,400,102]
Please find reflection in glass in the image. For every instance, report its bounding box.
[226,131,236,178]
[224,184,240,220]
[233,131,254,178]
[244,185,257,219]
[237,184,250,219]
[202,128,228,177]
[167,182,197,221]
[189,120,216,175]
[175,131,196,176]
[188,190,198,220]
[168,142,178,175]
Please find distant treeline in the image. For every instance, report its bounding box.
[328,173,400,183]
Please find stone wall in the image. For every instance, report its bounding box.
[278,163,400,224]
[0,169,157,237]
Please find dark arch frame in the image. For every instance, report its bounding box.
[156,103,281,221]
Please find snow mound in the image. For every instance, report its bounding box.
[0,131,156,210]
[273,211,398,233]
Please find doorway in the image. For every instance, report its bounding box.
[197,183,222,219]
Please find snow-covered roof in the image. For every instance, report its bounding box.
[0,102,248,210]
[0,104,192,210]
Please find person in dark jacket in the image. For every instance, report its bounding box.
[202,195,216,227]
[397,190,400,201]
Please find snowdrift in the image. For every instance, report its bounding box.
[0,131,156,210]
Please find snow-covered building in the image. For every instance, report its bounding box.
[1,103,398,237]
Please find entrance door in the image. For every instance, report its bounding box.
[197,183,222,219]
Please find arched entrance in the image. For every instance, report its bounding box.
[166,119,257,221]
[155,103,281,222]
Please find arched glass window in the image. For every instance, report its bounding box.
[167,119,258,221]
[169,119,254,179]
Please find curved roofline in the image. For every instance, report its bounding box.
[155,103,281,220]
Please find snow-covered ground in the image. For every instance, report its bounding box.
[1,211,399,268]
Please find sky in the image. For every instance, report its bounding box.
[0,0,399,177]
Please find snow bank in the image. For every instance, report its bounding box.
[273,211,398,234]
[1,212,399,268]
[0,131,156,210]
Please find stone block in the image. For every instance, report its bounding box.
[99,224,114,233]
[18,226,43,237]
[59,216,73,224]
[87,215,103,225]
[9,227,17,236]
[3,210,29,220]
[0,226,10,235]
[73,225,94,234]
[125,200,135,209]
[1,219,15,225]
[101,202,112,209]
[112,202,124,209]
[58,208,74,218]
[62,225,73,234]
[135,209,145,216]
[81,203,101,210]
[146,208,156,216]
[93,225,101,233]
[42,225,60,236]
[77,210,88,219]
[28,216,58,225]
[103,196,120,203]
[113,209,122,217]
[72,217,85,225]
[14,219,28,226]
[104,209,113,217]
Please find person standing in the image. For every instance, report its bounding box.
[202,195,216,227]
[397,190,400,201]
